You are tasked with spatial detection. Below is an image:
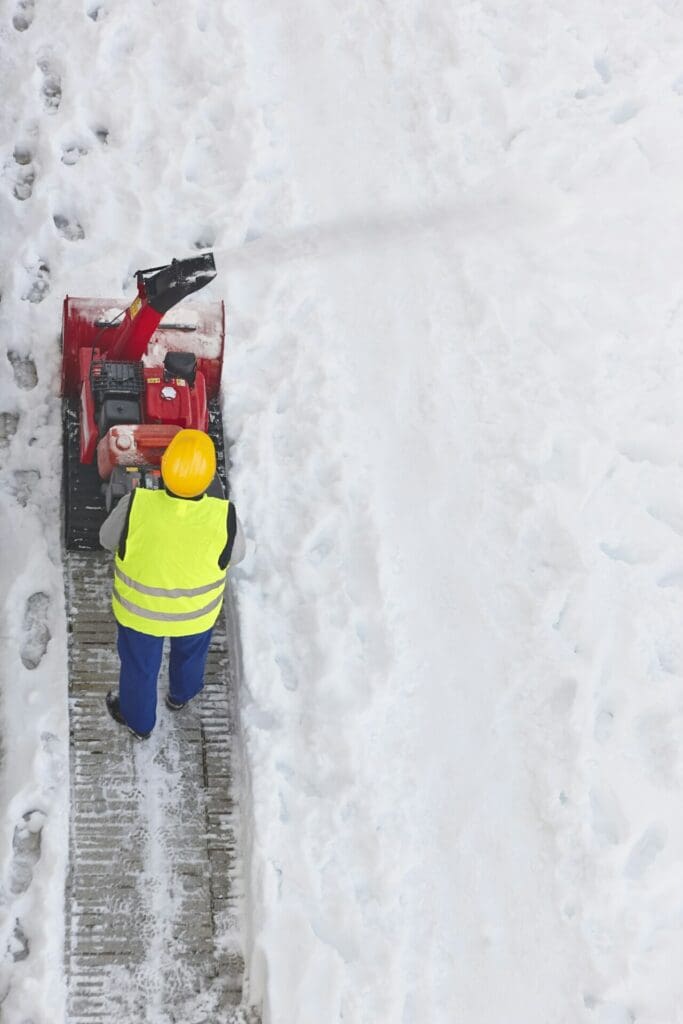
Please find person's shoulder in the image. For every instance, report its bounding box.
[133,486,155,501]
[204,493,232,509]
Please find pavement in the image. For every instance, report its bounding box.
[65,553,258,1024]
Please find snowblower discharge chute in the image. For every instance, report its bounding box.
[62,253,226,550]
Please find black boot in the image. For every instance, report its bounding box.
[165,693,189,711]
[105,691,152,740]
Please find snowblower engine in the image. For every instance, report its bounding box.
[62,253,226,549]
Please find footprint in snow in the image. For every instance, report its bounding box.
[656,645,679,675]
[599,542,645,566]
[21,593,51,670]
[8,920,29,963]
[594,707,615,744]
[589,785,627,846]
[12,144,31,164]
[37,59,61,113]
[12,470,40,508]
[195,0,210,31]
[193,229,216,250]
[53,213,84,241]
[583,995,636,1023]
[593,56,611,84]
[41,732,66,794]
[648,503,683,536]
[624,825,666,880]
[573,57,611,101]
[9,811,45,896]
[575,84,602,100]
[7,351,38,391]
[612,101,639,125]
[61,141,89,166]
[10,146,35,201]
[0,412,20,447]
[22,261,50,303]
[87,2,104,20]
[274,652,298,691]
[92,125,109,144]
[656,569,683,589]
[12,0,35,31]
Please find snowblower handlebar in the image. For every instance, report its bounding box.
[105,253,217,362]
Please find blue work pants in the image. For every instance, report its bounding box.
[117,623,213,735]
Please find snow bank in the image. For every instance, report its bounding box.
[0,309,68,1020]
[228,2,683,1023]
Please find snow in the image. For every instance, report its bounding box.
[3,0,683,1022]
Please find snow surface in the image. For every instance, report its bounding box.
[3,0,683,1022]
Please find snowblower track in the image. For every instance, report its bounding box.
[65,554,257,1024]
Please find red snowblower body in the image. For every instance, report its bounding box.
[62,253,226,550]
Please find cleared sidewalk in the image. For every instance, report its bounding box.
[65,552,258,1024]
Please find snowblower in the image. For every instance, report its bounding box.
[61,253,226,550]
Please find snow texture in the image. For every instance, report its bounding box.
[3,0,683,1023]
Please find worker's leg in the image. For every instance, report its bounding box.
[117,624,164,735]
[168,628,213,705]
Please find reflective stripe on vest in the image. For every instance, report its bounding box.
[114,565,225,599]
[113,588,224,622]
[112,488,230,637]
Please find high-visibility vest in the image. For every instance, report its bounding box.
[112,488,230,637]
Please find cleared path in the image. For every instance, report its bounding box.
[65,552,258,1024]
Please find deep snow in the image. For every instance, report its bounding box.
[3,1,683,1022]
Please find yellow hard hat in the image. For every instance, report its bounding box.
[161,429,216,498]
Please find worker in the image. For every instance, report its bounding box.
[99,428,245,739]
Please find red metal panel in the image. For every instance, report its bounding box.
[78,348,99,463]
[97,424,181,480]
[61,297,225,398]
[142,368,208,432]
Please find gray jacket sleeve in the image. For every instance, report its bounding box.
[230,511,246,566]
[99,493,132,553]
